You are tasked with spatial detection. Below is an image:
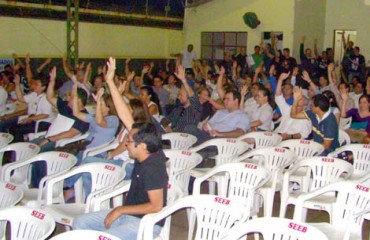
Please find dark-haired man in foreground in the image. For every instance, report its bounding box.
[73,122,168,240]
[291,88,339,155]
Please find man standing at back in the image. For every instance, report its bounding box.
[73,122,168,239]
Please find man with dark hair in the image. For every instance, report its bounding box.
[348,46,366,82]
[291,88,339,155]
[9,73,53,142]
[184,89,250,145]
[73,122,168,240]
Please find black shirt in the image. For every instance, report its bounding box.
[56,97,89,133]
[125,150,168,225]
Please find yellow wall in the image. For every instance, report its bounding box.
[183,0,295,56]
[293,0,326,59]
[0,16,183,58]
[324,0,370,60]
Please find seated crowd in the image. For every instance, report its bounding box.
[0,32,369,239]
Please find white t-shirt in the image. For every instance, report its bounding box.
[24,92,54,121]
[0,86,7,115]
[182,50,196,69]
[209,109,250,133]
[251,103,273,131]
[274,94,311,138]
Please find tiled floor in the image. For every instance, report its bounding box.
[51,190,370,239]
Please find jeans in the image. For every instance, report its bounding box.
[0,116,18,132]
[72,210,162,240]
[30,137,57,187]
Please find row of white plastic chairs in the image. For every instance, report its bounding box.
[1,131,369,239]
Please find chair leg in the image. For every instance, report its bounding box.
[188,209,196,240]
[279,200,287,218]
[208,181,216,195]
[263,190,274,217]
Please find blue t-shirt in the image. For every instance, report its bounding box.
[304,110,339,153]
[85,114,119,148]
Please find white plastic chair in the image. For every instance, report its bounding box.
[278,139,325,189]
[26,117,56,141]
[237,131,283,149]
[162,132,197,150]
[164,149,202,194]
[221,217,328,240]
[0,206,55,240]
[42,162,125,228]
[0,142,40,166]
[339,117,352,130]
[50,230,120,240]
[138,195,246,240]
[338,129,351,146]
[239,147,297,217]
[1,151,77,207]
[294,181,370,240]
[190,138,251,195]
[191,162,270,240]
[328,144,370,180]
[91,181,183,240]
[0,133,13,148]
[280,157,354,220]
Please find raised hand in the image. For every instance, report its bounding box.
[340,88,349,102]
[278,71,291,81]
[127,71,135,82]
[26,54,31,64]
[241,85,249,96]
[49,67,57,83]
[125,57,131,65]
[14,74,20,85]
[174,65,186,81]
[301,35,306,43]
[92,88,104,102]
[142,65,150,74]
[105,57,116,83]
[301,71,311,82]
[219,66,226,75]
[118,81,127,94]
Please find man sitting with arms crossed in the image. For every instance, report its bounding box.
[291,87,339,156]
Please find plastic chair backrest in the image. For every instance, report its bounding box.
[331,181,370,234]
[0,182,23,209]
[84,163,125,193]
[164,149,202,192]
[240,147,297,170]
[141,195,245,240]
[194,163,270,206]
[339,117,352,130]
[0,133,13,148]
[294,157,353,191]
[50,230,120,240]
[0,206,55,240]
[0,142,40,165]
[237,131,282,149]
[4,151,77,187]
[162,132,197,150]
[328,144,370,179]
[190,138,250,165]
[222,217,328,240]
[278,139,324,159]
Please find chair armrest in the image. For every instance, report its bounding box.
[56,132,89,147]
[293,182,341,221]
[87,180,131,212]
[83,137,117,159]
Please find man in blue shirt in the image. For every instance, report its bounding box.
[290,88,339,155]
